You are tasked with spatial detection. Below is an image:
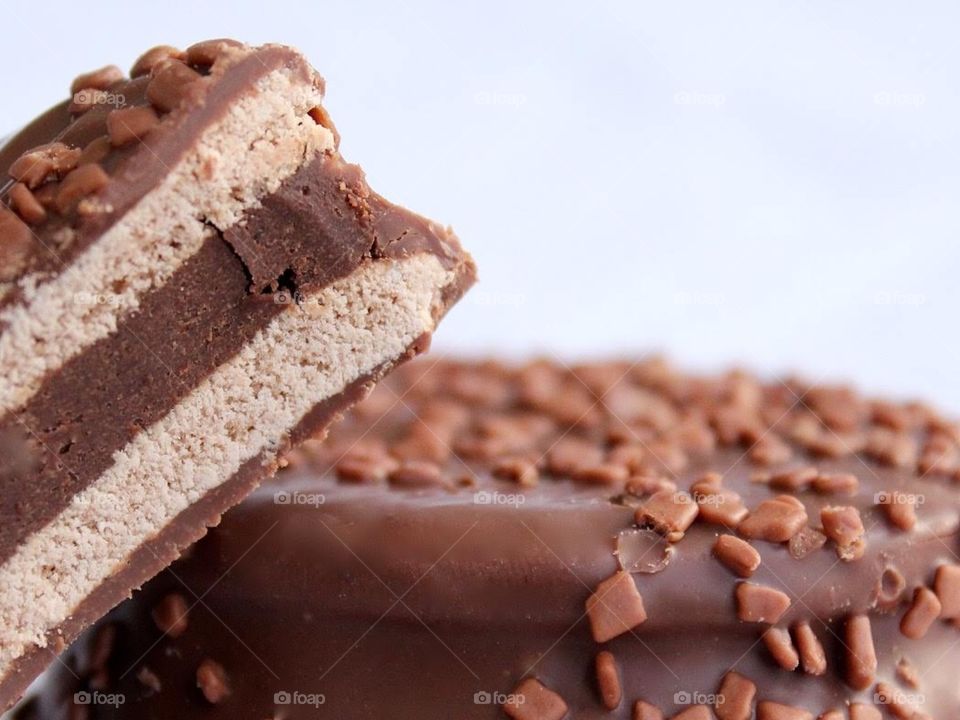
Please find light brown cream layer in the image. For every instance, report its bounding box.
[0,252,454,671]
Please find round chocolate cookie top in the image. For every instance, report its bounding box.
[18,358,960,719]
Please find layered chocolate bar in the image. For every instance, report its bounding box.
[0,41,474,709]
[16,358,960,719]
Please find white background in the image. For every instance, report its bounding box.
[3,1,958,409]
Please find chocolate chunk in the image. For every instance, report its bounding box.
[713,535,761,578]
[107,106,160,147]
[918,438,959,476]
[151,593,189,638]
[712,404,763,446]
[693,484,748,527]
[736,582,791,624]
[70,66,123,96]
[8,184,46,225]
[871,400,914,430]
[762,626,799,670]
[635,489,699,541]
[769,466,817,491]
[131,46,184,78]
[388,460,444,488]
[757,701,812,720]
[738,496,807,543]
[595,650,622,710]
[9,142,81,188]
[820,506,865,561]
[788,526,827,559]
[136,666,162,694]
[933,564,960,619]
[807,385,867,431]
[848,704,881,720]
[879,491,918,531]
[585,571,648,642]
[574,462,629,486]
[493,457,539,487]
[546,436,603,476]
[865,428,918,468]
[185,39,244,68]
[335,453,398,484]
[672,707,712,720]
[811,472,859,495]
[749,436,793,466]
[715,671,755,720]
[195,659,230,704]
[792,620,826,675]
[503,678,567,720]
[625,475,677,497]
[634,700,665,720]
[54,164,109,214]
[146,60,203,113]
[844,614,877,690]
[818,710,844,720]
[900,586,942,639]
[896,657,922,689]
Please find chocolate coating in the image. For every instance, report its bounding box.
[0,39,475,711]
[16,359,960,719]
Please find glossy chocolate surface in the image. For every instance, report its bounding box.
[17,359,960,719]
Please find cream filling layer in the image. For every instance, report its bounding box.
[0,252,453,669]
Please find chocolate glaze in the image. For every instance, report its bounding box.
[17,359,960,719]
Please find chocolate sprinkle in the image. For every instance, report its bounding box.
[586,571,648,643]
[195,659,230,704]
[595,650,622,710]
